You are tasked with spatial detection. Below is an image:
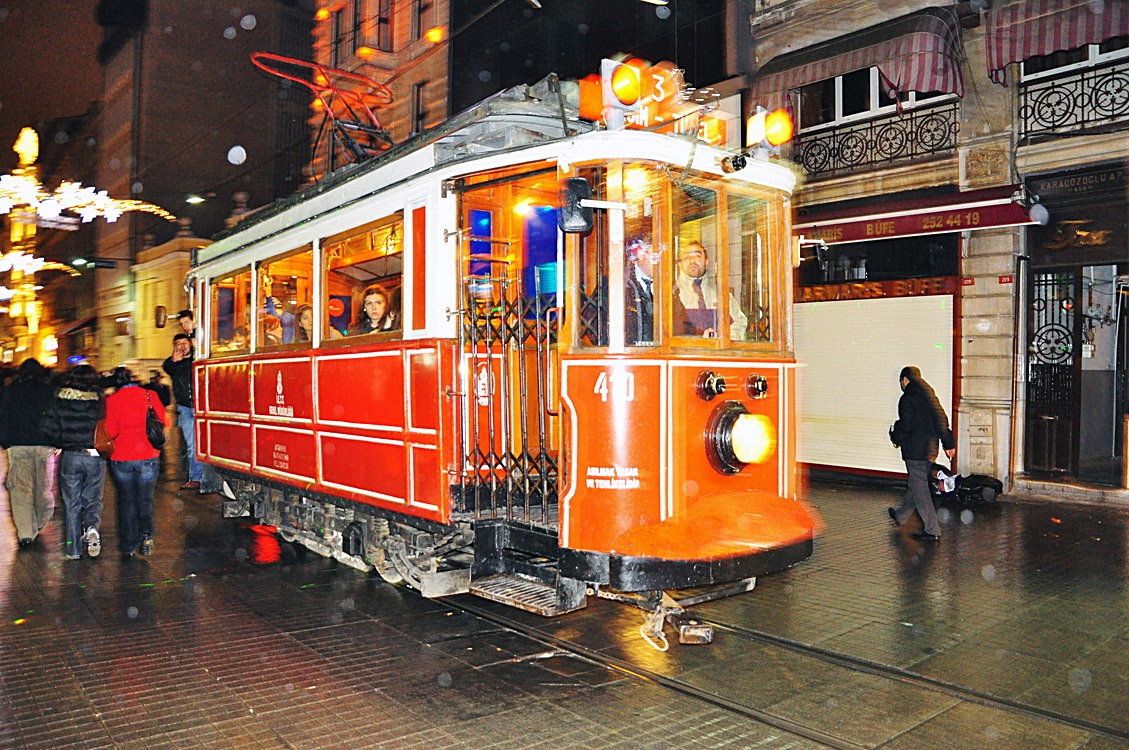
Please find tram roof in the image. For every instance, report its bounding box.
[196,76,796,269]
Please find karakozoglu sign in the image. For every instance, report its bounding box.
[578,59,728,147]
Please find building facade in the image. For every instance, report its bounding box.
[93,0,315,367]
[740,0,1129,500]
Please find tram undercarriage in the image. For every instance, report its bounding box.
[215,470,808,649]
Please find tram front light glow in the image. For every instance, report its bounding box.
[731,414,775,465]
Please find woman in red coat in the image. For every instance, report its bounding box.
[104,367,167,561]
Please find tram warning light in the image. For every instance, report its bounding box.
[746,107,793,156]
[600,57,645,129]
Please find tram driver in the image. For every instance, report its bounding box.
[625,237,657,346]
[672,241,748,340]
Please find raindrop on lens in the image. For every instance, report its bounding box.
[960,509,975,525]
[1068,668,1092,693]
[656,6,671,19]
[223,26,237,39]
[499,41,510,52]
[340,597,355,611]
[577,23,589,33]
[132,181,144,195]
[240,14,257,30]
[127,606,139,619]
[331,611,344,624]
[478,70,492,83]
[234,548,248,562]
[981,564,996,581]
[437,672,453,688]
[228,145,247,165]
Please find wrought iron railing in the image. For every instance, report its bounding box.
[794,99,959,178]
[1019,56,1129,142]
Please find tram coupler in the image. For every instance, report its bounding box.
[670,612,713,645]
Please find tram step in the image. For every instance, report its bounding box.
[469,573,585,616]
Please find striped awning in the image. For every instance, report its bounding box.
[987,0,1129,84]
[750,8,964,112]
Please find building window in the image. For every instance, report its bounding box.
[331,7,345,67]
[1021,35,1129,79]
[796,67,946,132]
[411,0,431,42]
[411,81,426,134]
[375,0,392,52]
[351,0,364,55]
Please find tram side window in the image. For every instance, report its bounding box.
[210,268,252,355]
[672,183,748,341]
[323,215,403,338]
[727,193,774,342]
[257,246,314,348]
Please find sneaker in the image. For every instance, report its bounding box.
[139,537,154,556]
[64,553,81,560]
[18,538,33,549]
[180,481,201,491]
[887,507,899,525]
[85,528,101,558]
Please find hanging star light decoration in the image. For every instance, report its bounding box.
[0,127,175,228]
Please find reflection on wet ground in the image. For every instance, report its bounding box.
[1,447,1128,748]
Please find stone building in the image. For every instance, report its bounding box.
[739,0,1129,502]
[92,0,315,367]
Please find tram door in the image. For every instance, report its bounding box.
[454,175,562,525]
[1026,270,1079,476]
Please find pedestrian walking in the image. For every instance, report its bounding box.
[42,364,106,559]
[888,366,955,541]
[104,367,167,561]
[0,358,57,548]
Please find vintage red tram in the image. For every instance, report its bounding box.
[189,81,816,647]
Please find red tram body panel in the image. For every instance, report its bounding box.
[186,81,817,642]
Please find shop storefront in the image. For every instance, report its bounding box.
[793,187,1035,475]
[1022,162,1129,485]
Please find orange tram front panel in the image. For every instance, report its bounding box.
[559,356,811,567]
[195,342,457,524]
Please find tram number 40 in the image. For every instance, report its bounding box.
[594,371,635,403]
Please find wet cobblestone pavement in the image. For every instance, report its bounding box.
[1,453,1128,748]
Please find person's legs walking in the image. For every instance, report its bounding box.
[136,458,159,555]
[30,445,53,534]
[58,452,85,558]
[111,461,140,557]
[77,453,105,557]
[906,459,941,537]
[7,446,38,541]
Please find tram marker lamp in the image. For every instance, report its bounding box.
[746,107,794,156]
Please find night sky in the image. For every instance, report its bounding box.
[0,0,102,174]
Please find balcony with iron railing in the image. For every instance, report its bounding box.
[1019,56,1129,144]
[793,99,960,179]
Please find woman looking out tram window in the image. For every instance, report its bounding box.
[350,284,400,336]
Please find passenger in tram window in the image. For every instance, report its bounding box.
[672,241,749,340]
[625,238,657,346]
[295,305,313,343]
[231,326,250,350]
[350,284,400,335]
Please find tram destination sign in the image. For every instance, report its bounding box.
[796,199,1034,245]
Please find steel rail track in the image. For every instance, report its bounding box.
[449,597,1129,747]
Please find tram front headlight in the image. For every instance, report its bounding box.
[705,401,777,475]
[731,413,776,465]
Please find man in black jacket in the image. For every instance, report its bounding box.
[0,359,57,547]
[889,366,955,541]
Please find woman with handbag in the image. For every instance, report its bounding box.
[104,367,167,561]
[43,364,107,559]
